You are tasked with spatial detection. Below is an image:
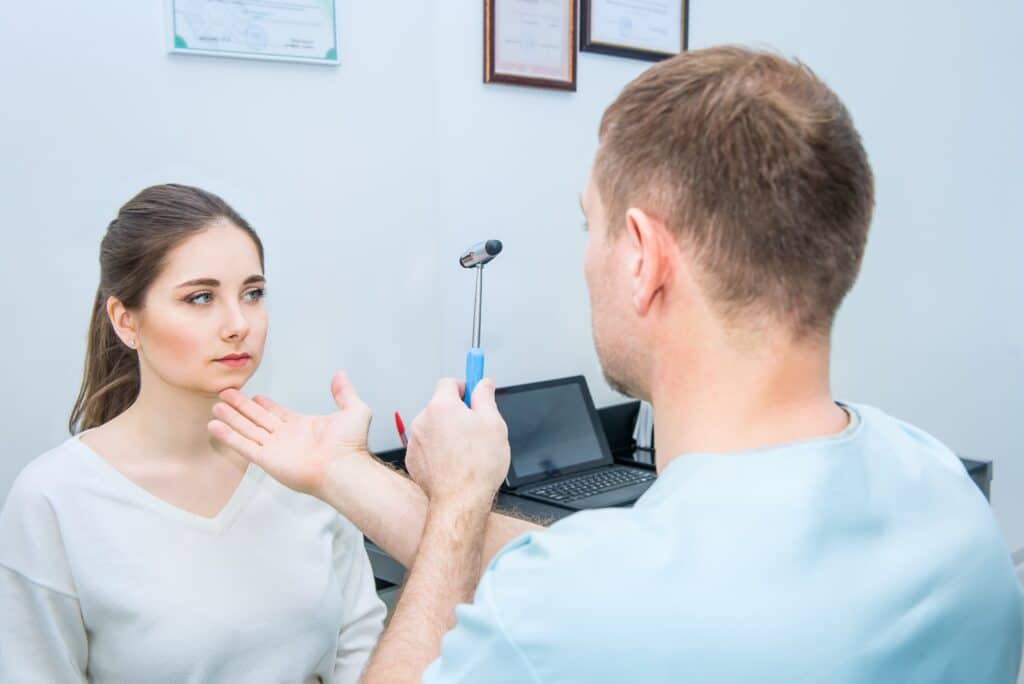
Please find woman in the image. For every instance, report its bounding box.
[0,185,385,682]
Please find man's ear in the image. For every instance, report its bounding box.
[624,208,674,316]
[106,296,138,349]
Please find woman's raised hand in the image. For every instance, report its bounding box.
[208,370,372,498]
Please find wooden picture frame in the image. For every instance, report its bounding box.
[484,0,577,91]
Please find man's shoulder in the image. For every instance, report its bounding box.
[847,402,993,512]
[847,402,962,467]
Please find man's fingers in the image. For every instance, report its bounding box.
[219,388,282,432]
[469,377,498,414]
[432,377,463,405]
[252,395,295,422]
[212,403,274,446]
[208,420,264,467]
[471,378,509,445]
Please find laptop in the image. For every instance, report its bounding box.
[495,376,656,510]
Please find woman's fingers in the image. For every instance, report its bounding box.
[212,402,274,446]
[253,395,294,421]
[219,388,282,431]
[207,419,263,467]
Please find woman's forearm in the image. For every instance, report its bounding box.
[318,452,541,572]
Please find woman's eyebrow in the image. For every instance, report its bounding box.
[175,278,219,288]
[174,275,265,288]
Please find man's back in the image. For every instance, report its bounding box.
[424,404,1023,683]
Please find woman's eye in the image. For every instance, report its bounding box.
[187,292,213,305]
[243,287,266,302]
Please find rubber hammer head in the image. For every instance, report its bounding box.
[459,240,503,268]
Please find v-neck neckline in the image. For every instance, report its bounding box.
[71,435,263,534]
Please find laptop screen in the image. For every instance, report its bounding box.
[495,376,613,488]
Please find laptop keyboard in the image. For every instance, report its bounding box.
[525,466,656,503]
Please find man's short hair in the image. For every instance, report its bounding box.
[594,46,874,337]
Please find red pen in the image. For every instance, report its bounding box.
[394,411,408,448]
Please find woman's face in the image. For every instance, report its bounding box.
[132,219,268,397]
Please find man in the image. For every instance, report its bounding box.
[209,46,1023,682]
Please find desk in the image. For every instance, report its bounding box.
[961,458,992,500]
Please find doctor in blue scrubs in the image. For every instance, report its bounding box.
[210,46,1023,683]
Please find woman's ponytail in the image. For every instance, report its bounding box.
[68,288,140,434]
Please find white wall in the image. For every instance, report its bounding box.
[1,2,1021,558]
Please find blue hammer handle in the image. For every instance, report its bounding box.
[465,348,484,407]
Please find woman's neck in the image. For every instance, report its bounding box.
[115,374,230,467]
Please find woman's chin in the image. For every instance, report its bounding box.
[202,374,255,396]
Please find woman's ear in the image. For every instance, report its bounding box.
[106,296,138,349]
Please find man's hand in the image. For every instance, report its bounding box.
[360,377,512,684]
[207,370,372,498]
[404,377,511,507]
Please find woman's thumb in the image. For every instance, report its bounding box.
[331,370,362,410]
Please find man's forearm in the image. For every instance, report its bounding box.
[361,500,489,683]
[318,451,541,570]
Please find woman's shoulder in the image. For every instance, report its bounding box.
[6,437,90,504]
[0,437,85,594]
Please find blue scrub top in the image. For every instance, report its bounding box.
[423,404,1023,683]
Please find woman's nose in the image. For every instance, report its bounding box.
[221,302,250,341]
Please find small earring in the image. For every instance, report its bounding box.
[127,338,135,349]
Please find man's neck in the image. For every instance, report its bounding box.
[649,335,848,474]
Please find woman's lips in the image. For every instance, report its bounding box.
[215,354,250,368]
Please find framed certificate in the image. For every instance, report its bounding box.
[580,0,688,62]
[169,0,340,66]
[485,0,577,91]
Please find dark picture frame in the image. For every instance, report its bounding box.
[484,0,577,91]
[580,0,688,62]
